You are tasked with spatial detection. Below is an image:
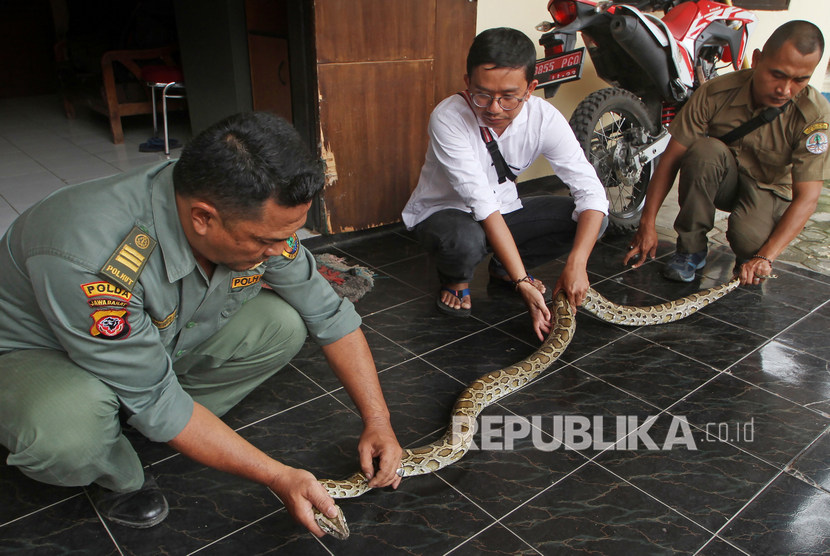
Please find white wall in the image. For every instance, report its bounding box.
[475,0,830,181]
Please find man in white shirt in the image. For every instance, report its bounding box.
[401,27,608,340]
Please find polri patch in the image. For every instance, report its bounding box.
[806,131,828,155]
[281,233,300,260]
[803,122,829,135]
[100,227,157,292]
[231,274,262,290]
[89,309,131,339]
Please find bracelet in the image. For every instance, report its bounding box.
[513,275,535,291]
[751,254,773,265]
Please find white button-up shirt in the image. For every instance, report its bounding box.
[402,94,608,229]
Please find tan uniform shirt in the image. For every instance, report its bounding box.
[670,68,830,201]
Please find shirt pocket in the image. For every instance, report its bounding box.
[752,146,791,184]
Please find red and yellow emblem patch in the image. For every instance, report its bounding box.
[89,309,131,340]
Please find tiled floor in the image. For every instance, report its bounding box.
[1,96,830,555]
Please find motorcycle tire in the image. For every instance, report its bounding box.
[569,87,658,236]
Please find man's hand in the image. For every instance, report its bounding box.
[516,280,552,342]
[358,416,403,489]
[624,224,659,268]
[737,257,774,286]
[268,466,339,538]
[553,262,591,310]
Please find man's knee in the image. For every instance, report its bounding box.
[0,358,122,481]
[726,218,770,261]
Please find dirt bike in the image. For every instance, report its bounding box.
[534,0,757,233]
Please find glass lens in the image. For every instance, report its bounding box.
[470,93,521,110]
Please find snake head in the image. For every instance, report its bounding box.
[314,504,350,540]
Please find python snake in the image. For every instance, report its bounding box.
[313,277,741,539]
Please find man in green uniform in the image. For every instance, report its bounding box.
[0,112,402,537]
[625,20,830,284]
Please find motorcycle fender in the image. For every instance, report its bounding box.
[613,6,693,89]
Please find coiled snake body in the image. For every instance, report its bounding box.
[314,278,741,539]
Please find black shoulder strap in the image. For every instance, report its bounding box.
[715,100,792,145]
[457,91,517,184]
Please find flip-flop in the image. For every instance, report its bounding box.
[436,287,471,317]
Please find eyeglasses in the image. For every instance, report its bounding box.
[469,88,529,111]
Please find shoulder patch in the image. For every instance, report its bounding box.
[89,309,131,340]
[281,233,300,260]
[803,122,829,135]
[806,131,828,154]
[100,227,157,292]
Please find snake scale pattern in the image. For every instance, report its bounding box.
[313,277,741,539]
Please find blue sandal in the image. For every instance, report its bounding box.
[436,287,471,317]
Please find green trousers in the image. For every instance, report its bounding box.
[675,137,790,260]
[0,290,307,492]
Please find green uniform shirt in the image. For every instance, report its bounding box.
[0,162,361,442]
[670,68,830,200]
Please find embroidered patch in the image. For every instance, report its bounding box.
[806,131,828,154]
[281,233,300,260]
[803,122,829,135]
[81,281,133,302]
[88,298,129,309]
[89,309,131,339]
[231,274,262,289]
[100,227,157,292]
[151,310,177,330]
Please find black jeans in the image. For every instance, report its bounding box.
[414,195,593,285]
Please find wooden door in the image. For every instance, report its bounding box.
[314,0,476,233]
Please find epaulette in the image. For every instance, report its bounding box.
[99,226,157,292]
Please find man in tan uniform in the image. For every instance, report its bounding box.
[625,20,830,284]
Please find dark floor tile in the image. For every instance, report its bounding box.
[351,270,426,317]
[729,341,830,409]
[633,311,767,371]
[221,364,328,430]
[573,334,719,410]
[361,295,488,356]
[108,456,281,556]
[501,463,713,554]
[0,451,83,524]
[288,327,416,393]
[585,241,638,280]
[193,509,331,555]
[789,429,830,491]
[330,228,424,270]
[378,252,436,294]
[720,472,830,555]
[776,309,830,363]
[334,357,469,448]
[757,267,830,312]
[435,423,590,518]
[446,523,540,555]
[695,536,752,555]
[597,414,779,531]
[699,286,808,338]
[314,474,494,555]
[497,366,658,457]
[0,493,118,555]
[419,326,565,388]
[671,373,830,468]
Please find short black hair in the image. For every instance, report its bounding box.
[762,20,824,59]
[173,112,325,221]
[466,27,537,83]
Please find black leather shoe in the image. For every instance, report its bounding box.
[88,472,169,528]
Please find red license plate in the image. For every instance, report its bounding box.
[534,48,585,87]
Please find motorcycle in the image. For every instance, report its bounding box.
[534,0,757,233]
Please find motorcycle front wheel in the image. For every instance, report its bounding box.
[569,87,658,235]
